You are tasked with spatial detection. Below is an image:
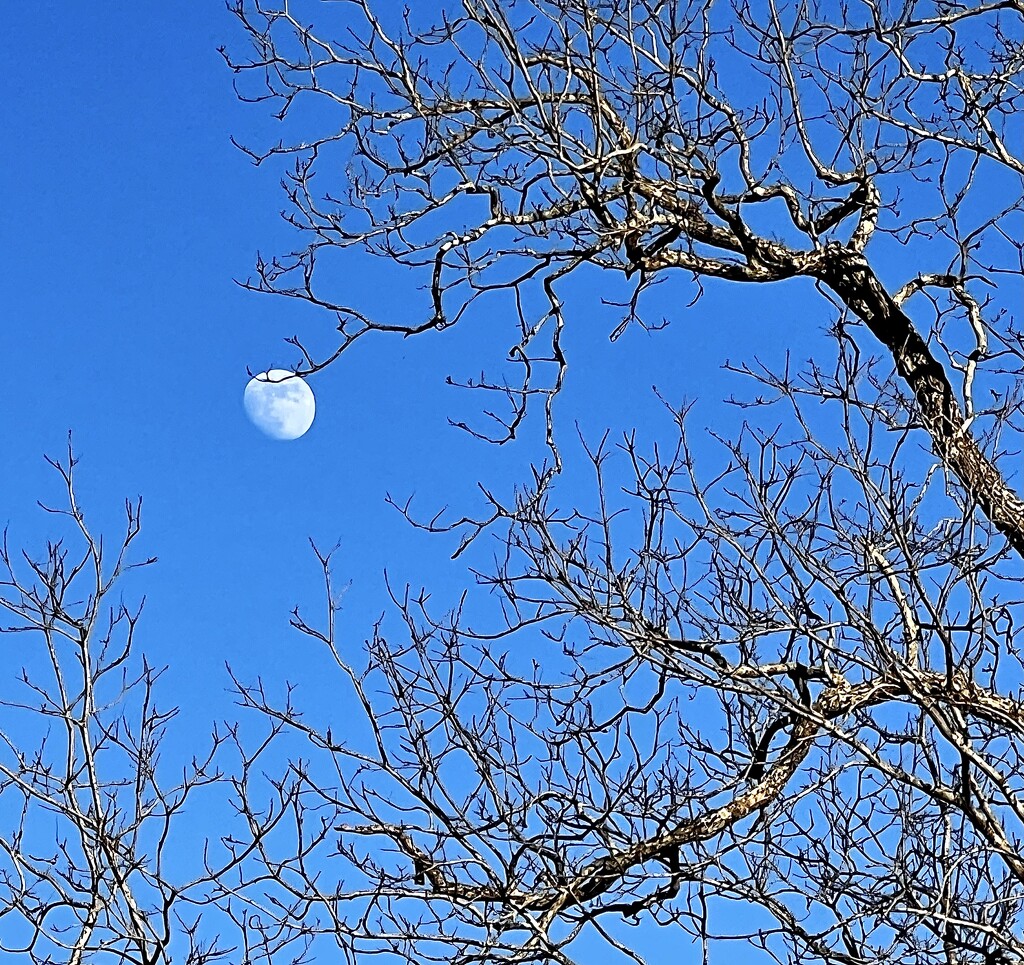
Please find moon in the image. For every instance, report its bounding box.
[244,369,316,440]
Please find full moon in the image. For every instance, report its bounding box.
[243,369,316,440]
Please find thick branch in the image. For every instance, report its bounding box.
[410,667,1024,916]
[814,249,1024,557]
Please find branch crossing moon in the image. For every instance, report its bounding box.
[244,370,316,440]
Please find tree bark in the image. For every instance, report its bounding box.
[815,247,1024,558]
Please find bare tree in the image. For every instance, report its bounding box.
[225,0,1024,546]
[0,446,291,965]
[16,1,1007,962]
[218,0,1024,962]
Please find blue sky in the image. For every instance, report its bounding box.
[0,5,822,714]
[0,4,477,705]
[2,5,978,960]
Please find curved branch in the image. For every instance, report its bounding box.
[814,248,1024,557]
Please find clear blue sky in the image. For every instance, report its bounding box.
[0,5,822,712]
[0,6,952,960]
